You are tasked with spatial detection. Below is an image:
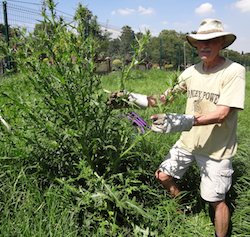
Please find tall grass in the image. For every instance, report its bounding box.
[0,71,249,236]
[0,1,249,234]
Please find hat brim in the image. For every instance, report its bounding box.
[186,32,236,49]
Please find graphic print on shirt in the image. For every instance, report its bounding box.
[187,89,220,115]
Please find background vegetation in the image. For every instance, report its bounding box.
[0,1,249,236]
[1,0,250,71]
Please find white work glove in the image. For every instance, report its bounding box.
[128,92,148,108]
[151,113,194,133]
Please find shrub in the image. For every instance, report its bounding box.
[112,59,122,70]
[1,1,158,234]
[164,63,174,70]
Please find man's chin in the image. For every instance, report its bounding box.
[200,55,209,61]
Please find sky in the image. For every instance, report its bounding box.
[4,0,250,53]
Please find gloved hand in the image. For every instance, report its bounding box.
[150,113,194,133]
[128,92,148,108]
[107,90,148,108]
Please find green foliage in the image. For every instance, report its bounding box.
[119,31,151,90]
[119,25,136,58]
[74,2,102,39]
[165,63,174,70]
[1,71,250,237]
[0,166,79,236]
[0,39,8,58]
[0,1,163,235]
[0,0,250,235]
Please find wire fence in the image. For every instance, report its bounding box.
[0,0,122,74]
[1,1,249,74]
[0,0,121,36]
[0,0,74,32]
[0,1,43,73]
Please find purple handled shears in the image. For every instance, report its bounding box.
[126,112,150,134]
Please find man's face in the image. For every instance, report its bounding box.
[195,37,224,63]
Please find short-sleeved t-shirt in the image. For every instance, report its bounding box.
[176,58,245,160]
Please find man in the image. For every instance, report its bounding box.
[150,19,245,237]
[110,18,245,237]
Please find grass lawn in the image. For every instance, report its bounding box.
[0,69,249,236]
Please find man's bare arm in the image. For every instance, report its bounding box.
[194,105,231,125]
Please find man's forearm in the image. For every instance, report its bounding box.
[194,106,231,126]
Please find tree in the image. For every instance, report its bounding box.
[146,36,160,64]
[107,38,121,58]
[74,3,102,39]
[119,25,136,61]
[0,23,20,42]
[98,30,112,57]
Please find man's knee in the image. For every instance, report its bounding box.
[209,200,227,210]
[155,169,173,182]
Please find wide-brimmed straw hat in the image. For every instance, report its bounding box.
[186,18,236,49]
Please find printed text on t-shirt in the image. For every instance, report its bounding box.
[187,89,219,104]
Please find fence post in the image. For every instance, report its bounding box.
[3,1,11,70]
[3,1,9,45]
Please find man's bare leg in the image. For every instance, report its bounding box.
[155,169,180,197]
[210,200,230,237]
